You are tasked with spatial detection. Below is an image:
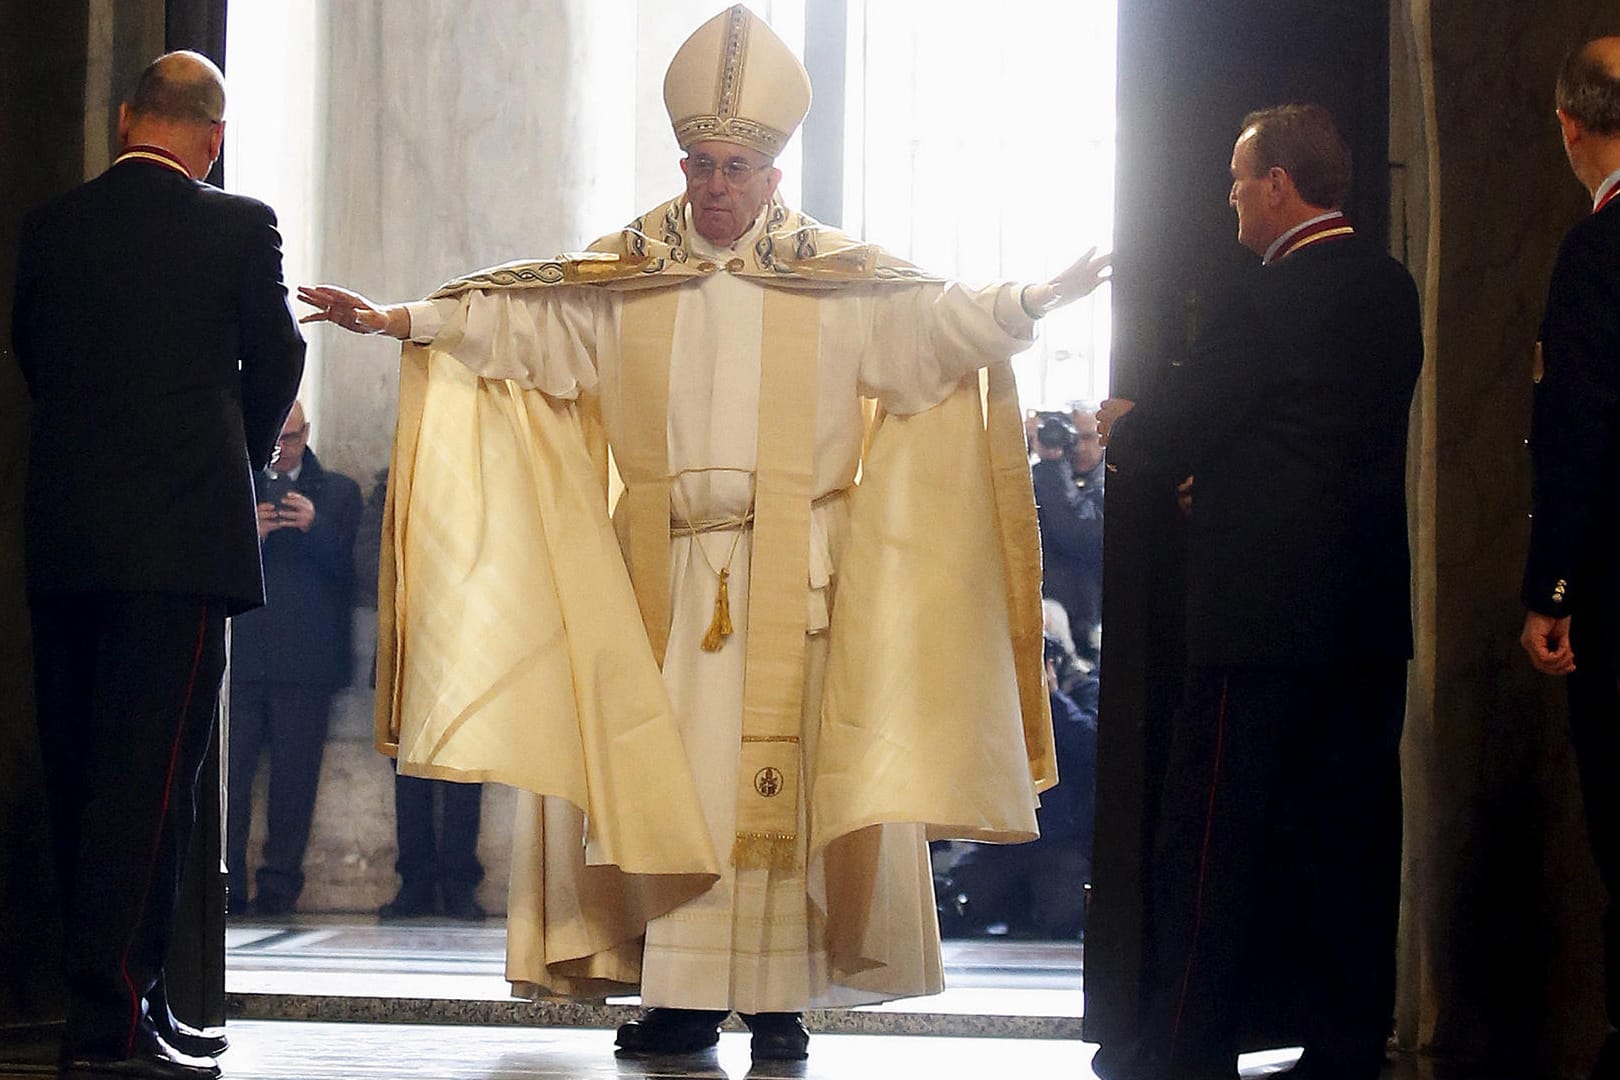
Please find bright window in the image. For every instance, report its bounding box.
[843,0,1117,411]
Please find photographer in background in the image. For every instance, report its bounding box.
[227,401,362,916]
[1068,401,1107,494]
[1031,411,1104,662]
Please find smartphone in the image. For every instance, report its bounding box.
[261,472,289,507]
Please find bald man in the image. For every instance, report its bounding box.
[1520,37,1620,1080]
[12,50,303,1080]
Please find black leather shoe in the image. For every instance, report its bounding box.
[440,886,487,922]
[378,880,437,919]
[149,1011,227,1061]
[742,1012,809,1061]
[614,1008,727,1055]
[146,975,227,1059]
[61,1022,220,1079]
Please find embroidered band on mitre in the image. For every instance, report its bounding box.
[664,4,812,158]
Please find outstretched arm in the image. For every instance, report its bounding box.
[297,284,412,339]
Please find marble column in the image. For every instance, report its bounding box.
[314,0,637,486]
[1395,2,1619,1072]
[275,1,657,913]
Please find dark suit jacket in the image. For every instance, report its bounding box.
[12,154,305,614]
[230,450,362,687]
[1523,197,1620,664]
[1112,233,1423,667]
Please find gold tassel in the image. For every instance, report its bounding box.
[700,567,734,651]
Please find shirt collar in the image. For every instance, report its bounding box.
[113,144,192,178]
[1263,210,1347,265]
[1594,168,1620,213]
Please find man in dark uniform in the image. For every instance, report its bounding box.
[1094,104,1422,1080]
[11,51,304,1080]
[227,401,361,917]
[1519,38,1620,1080]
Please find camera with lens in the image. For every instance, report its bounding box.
[1034,411,1078,452]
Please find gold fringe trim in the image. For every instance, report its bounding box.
[731,831,798,870]
[700,567,734,651]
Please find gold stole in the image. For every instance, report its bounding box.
[617,283,819,869]
[986,363,1057,786]
[616,290,678,665]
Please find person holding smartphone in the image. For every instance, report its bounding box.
[227,400,362,917]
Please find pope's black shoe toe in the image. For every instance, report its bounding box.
[614,1007,727,1055]
[742,1012,809,1061]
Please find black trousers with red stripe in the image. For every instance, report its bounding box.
[30,591,226,1059]
[1139,662,1406,1080]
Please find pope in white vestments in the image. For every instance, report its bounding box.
[300,4,1109,1062]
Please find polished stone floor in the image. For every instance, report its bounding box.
[0,1020,1311,1079]
[225,919,1085,1037]
[0,918,1550,1078]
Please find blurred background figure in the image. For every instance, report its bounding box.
[228,401,361,916]
[1031,409,1104,664]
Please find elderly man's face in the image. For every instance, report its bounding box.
[273,403,309,475]
[681,139,781,247]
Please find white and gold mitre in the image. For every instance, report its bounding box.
[663,4,812,158]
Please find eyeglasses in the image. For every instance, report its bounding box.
[276,424,308,444]
[685,155,767,186]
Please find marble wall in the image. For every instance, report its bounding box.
[1395,2,1620,1073]
[313,0,636,486]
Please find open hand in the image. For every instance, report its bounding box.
[1021,248,1113,316]
[297,284,402,336]
[1051,247,1113,302]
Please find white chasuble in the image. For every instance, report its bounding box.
[383,198,1054,1012]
